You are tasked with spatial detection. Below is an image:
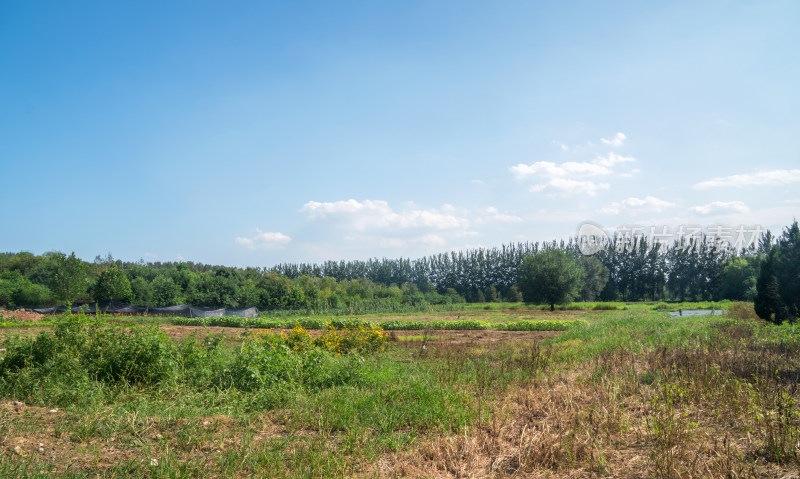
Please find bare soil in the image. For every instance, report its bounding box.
[389,329,560,346]
[0,309,46,321]
[363,309,605,323]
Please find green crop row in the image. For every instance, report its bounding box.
[169,316,587,331]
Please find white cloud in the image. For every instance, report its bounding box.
[621,196,675,210]
[544,178,610,196]
[300,200,530,253]
[235,229,292,249]
[694,169,800,189]
[510,161,610,180]
[689,201,750,216]
[477,207,523,223]
[601,132,627,147]
[301,199,469,231]
[510,146,636,195]
[593,152,636,167]
[470,179,485,185]
[599,196,675,215]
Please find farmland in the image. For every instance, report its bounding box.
[0,303,799,477]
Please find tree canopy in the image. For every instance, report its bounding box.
[94,264,132,303]
[519,249,585,311]
[755,220,800,324]
[0,222,786,311]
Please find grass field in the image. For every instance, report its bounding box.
[0,302,798,477]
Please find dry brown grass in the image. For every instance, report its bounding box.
[371,330,800,479]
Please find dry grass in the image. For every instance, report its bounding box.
[372,327,800,479]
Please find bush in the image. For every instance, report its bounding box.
[726,301,758,321]
[314,320,388,354]
[592,302,621,310]
[0,315,181,406]
[0,316,388,408]
[251,320,389,356]
[221,320,387,393]
[220,339,303,392]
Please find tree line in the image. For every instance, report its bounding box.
[1,222,796,319]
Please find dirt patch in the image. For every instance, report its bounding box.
[363,309,605,323]
[499,309,608,315]
[389,330,560,347]
[0,400,87,470]
[0,309,46,321]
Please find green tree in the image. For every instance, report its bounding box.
[755,221,800,324]
[505,285,522,303]
[5,252,42,276]
[718,255,760,301]
[130,277,154,306]
[519,249,585,311]
[50,252,89,306]
[578,256,609,301]
[257,273,292,309]
[485,285,498,302]
[0,271,53,307]
[94,264,132,302]
[287,285,306,309]
[151,274,181,306]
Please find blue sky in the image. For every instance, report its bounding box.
[2,1,798,267]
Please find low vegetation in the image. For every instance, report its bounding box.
[0,303,798,477]
[169,315,587,332]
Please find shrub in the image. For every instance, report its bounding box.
[592,302,621,310]
[0,315,181,406]
[314,320,388,354]
[220,339,303,392]
[726,301,758,321]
